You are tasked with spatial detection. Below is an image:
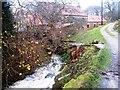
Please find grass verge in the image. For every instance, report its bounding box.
[68,26,106,44]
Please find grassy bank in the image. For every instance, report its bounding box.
[64,48,111,88]
[62,26,111,88]
[68,26,106,44]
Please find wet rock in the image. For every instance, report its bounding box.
[94,70,108,75]
[105,77,109,80]
[45,73,55,78]
[101,72,108,75]
[54,46,66,55]
[52,82,63,90]
[114,73,118,76]
[59,64,66,71]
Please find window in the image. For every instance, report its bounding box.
[87,25,89,28]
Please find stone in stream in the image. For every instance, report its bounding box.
[114,73,118,76]
[105,77,110,80]
[45,73,55,78]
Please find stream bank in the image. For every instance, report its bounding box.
[8,41,106,89]
[53,43,108,88]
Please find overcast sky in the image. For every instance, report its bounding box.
[70,0,101,10]
[64,0,119,10]
[11,0,119,10]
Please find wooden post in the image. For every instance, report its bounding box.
[101,0,103,25]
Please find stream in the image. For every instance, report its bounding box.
[9,55,63,88]
[8,42,105,89]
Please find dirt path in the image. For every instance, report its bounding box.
[100,23,119,88]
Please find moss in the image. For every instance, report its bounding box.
[64,72,100,88]
[53,74,72,89]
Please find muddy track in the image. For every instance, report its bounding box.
[100,23,119,88]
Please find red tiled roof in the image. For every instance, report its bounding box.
[88,15,107,23]
[25,2,87,25]
[38,2,87,17]
[62,5,87,16]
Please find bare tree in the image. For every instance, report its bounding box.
[30,1,86,49]
[104,0,118,21]
[85,6,101,16]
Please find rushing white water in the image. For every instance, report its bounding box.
[9,55,62,88]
